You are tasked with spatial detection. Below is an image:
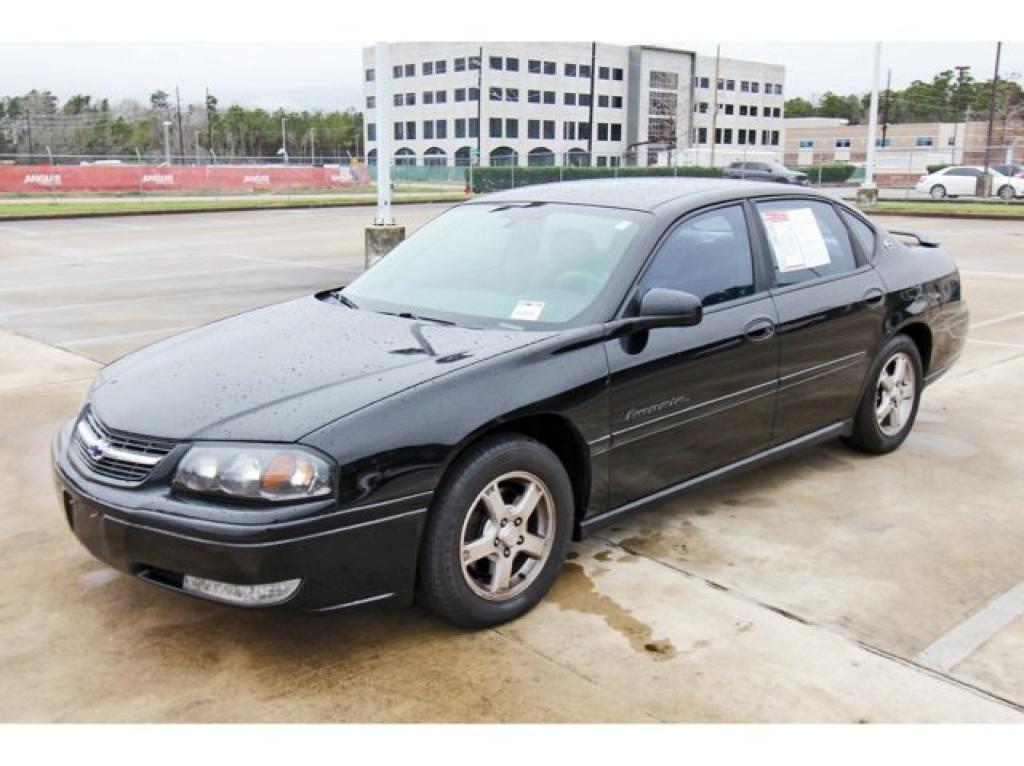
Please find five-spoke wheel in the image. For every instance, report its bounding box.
[844,333,923,454]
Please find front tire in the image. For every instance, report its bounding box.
[418,434,574,628]
[930,184,947,199]
[997,184,1015,201]
[843,334,923,454]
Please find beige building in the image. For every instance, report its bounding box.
[783,117,1024,173]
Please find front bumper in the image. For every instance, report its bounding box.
[51,419,428,612]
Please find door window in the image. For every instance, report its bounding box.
[755,199,858,287]
[639,205,754,307]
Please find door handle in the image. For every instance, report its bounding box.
[744,317,776,342]
[863,287,885,307]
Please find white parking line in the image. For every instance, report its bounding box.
[916,581,1024,673]
[972,310,1024,329]
[969,339,1024,350]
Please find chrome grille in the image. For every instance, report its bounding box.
[72,409,177,485]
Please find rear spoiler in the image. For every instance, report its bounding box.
[887,229,941,248]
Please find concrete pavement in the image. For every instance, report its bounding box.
[1,207,1023,721]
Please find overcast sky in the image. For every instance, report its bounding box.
[1,41,1019,111]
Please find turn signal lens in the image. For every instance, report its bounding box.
[173,445,333,502]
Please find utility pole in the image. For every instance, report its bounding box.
[25,111,34,157]
[175,86,185,161]
[881,69,891,145]
[859,42,882,205]
[281,117,289,164]
[475,45,483,168]
[206,86,214,153]
[194,130,201,166]
[979,41,1002,197]
[162,121,173,166]
[709,44,721,168]
[310,127,316,165]
[954,65,971,164]
[586,41,597,162]
[364,41,404,268]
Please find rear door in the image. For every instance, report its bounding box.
[605,203,779,508]
[752,197,886,445]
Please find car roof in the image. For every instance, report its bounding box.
[473,177,829,213]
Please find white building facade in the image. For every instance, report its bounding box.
[362,42,786,168]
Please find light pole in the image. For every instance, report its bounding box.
[364,41,404,269]
[859,42,883,205]
[280,118,289,164]
[194,130,201,166]
[162,121,173,166]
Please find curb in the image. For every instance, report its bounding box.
[0,196,465,223]
[860,209,1024,221]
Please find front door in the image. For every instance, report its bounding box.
[606,203,779,510]
[751,197,886,444]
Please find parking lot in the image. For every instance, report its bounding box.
[1,205,1023,722]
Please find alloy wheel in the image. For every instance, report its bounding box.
[459,471,556,601]
[875,351,916,437]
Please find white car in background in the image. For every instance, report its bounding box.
[915,166,1024,200]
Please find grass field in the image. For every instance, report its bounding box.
[0,193,465,219]
[863,201,1024,218]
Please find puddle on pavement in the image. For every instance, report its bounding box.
[548,561,677,661]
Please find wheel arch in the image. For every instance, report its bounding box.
[436,412,593,537]
[896,321,933,375]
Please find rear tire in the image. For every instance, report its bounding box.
[418,434,574,629]
[930,184,947,199]
[997,184,1015,201]
[842,334,923,455]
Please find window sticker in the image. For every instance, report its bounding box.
[760,208,831,272]
[614,220,634,231]
[510,300,546,321]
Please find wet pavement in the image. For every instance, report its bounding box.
[1,208,1022,721]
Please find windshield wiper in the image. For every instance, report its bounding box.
[390,311,456,326]
[329,290,359,309]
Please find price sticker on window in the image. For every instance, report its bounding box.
[510,300,545,321]
[760,208,831,272]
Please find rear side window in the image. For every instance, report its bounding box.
[840,209,876,259]
[639,204,754,307]
[755,199,858,287]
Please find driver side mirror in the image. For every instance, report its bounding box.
[629,287,703,331]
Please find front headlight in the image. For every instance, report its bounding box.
[173,445,334,502]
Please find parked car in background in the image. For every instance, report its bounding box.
[915,166,1024,200]
[724,161,809,186]
[991,164,1023,179]
[53,179,968,628]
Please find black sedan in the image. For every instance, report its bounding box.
[52,179,968,628]
[724,161,809,185]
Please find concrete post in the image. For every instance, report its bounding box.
[365,41,404,269]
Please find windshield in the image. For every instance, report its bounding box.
[344,203,646,328]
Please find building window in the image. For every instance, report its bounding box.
[598,123,608,141]
[737,129,747,145]
[761,129,770,146]
[764,81,772,93]
[724,104,734,115]
[528,119,540,139]
[489,56,503,70]
[726,79,735,91]
[578,122,591,140]
[365,68,375,82]
[544,61,556,75]
[695,127,707,144]
[469,56,481,70]
[455,57,466,72]
[455,88,466,102]
[423,121,434,139]
[423,91,434,105]
[563,121,576,140]
[799,139,814,148]
[405,121,416,139]
[528,89,541,103]
[394,121,404,140]
[611,123,621,141]
[695,102,708,114]
[612,96,623,108]
[697,76,710,89]
[751,82,760,93]
[455,119,466,138]
[770,130,780,146]
[366,96,376,109]
[469,118,479,138]
[612,68,623,80]
[405,92,416,105]
[529,59,541,74]
[915,136,934,147]
[580,64,591,78]
[506,118,519,139]
[610,155,621,167]
[543,91,556,105]
[750,106,758,117]
[650,91,677,113]
[489,87,503,101]
[649,117,674,143]
[543,120,555,140]
[740,80,750,93]
[404,64,414,77]
[772,107,781,117]
[489,118,502,138]
[579,93,591,106]
[774,83,783,95]
[599,66,610,79]
[423,61,433,76]
[393,65,403,79]
[506,57,519,72]
[565,63,577,77]
[436,120,447,139]
[436,60,447,74]
[836,138,851,148]
[650,71,679,90]
[739,105,747,116]
[598,94,609,107]
[718,128,733,144]
[394,93,403,107]
[506,88,519,102]
[367,123,376,141]
[875,138,891,148]
[436,90,447,104]
[469,87,479,101]
[564,92,576,106]
[717,78,724,90]
[597,156,608,167]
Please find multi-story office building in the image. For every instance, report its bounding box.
[361,42,786,167]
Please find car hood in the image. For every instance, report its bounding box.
[89,296,552,442]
